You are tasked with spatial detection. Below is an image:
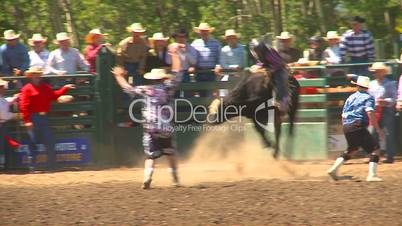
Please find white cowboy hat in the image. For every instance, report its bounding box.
[193,23,215,33]
[325,31,341,40]
[127,23,146,33]
[223,29,240,38]
[3,30,21,40]
[351,75,370,88]
[369,62,391,74]
[28,33,47,46]
[0,79,8,88]
[54,32,70,43]
[143,69,172,80]
[276,31,293,40]
[148,33,169,41]
[25,66,44,77]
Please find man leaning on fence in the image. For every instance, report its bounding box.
[0,30,30,77]
[47,32,89,75]
[191,23,221,97]
[28,34,49,70]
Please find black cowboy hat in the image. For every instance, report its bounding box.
[352,16,366,23]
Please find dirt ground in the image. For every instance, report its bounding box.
[1,130,402,226]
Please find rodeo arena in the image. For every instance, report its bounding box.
[1,14,402,226]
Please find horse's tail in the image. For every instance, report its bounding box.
[287,76,300,136]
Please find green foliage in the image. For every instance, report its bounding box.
[0,0,400,57]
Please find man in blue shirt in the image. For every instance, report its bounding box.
[0,30,30,76]
[191,23,221,96]
[327,75,384,182]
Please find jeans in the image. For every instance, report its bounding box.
[349,57,369,76]
[124,63,143,85]
[272,68,289,101]
[0,125,9,168]
[28,114,56,167]
[195,71,216,97]
[369,107,396,161]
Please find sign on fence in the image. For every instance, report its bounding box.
[14,138,91,166]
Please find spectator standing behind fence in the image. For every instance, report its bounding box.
[367,62,397,164]
[19,67,75,170]
[116,23,148,85]
[322,31,341,64]
[306,36,324,61]
[191,23,221,97]
[276,31,301,64]
[0,30,30,76]
[47,32,89,75]
[215,29,245,97]
[84,29,109,74]
[340,16,375,75]
[167,28,197,97]
[28,34,49,70]
[145,33,170,72]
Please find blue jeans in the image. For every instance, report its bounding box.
[272,68,289,101]
[124,63,143,85]
[369,107,396,161]
[349,57,369,76]
[0,125,9,168]
[175,71,191,98]
[195,71,216,97]
[28,114,56,167]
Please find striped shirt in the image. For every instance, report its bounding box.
[339,29,375,61]
[191,38,221,69]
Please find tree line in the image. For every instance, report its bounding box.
[0,0,401,57]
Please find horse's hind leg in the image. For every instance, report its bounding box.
[252,118,272,148]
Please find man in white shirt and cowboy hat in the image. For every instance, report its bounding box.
[322,31,342,64]
[327,75,384,182]
[28,34,49,70]
[276,31,302,64]
[145,33,170,72]
[47,32,89,75]
[116,23,149,85]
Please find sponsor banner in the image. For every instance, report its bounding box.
[14,138,91,166]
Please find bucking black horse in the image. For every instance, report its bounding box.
[207,39,300,159]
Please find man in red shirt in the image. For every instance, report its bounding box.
[19,67,75,169]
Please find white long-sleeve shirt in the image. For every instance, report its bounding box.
[46,48,89,74]
[0,96,14,123]
[29,49,49,69]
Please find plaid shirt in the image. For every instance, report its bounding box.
[339,29,375,61]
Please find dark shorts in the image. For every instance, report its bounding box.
[343,123,379,153]
[143,132,175,159]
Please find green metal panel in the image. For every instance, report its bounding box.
[299,94,327,103]
[297,78,327,87]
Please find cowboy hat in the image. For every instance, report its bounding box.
[193,23,215,33]
[351,75,370,88]
[25,67,44,77]
[3,30,20,40]
[143,69,172,80]
[324,31,341,40]
[148,33,169,41]
[85,28,107,43]
[276,31,293,40]
[0,79,8,88]
[127,23,146,33]
[369,62,391,74]
[53,32,70,44]
[28,33,47,46]
[223,29,240,38]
